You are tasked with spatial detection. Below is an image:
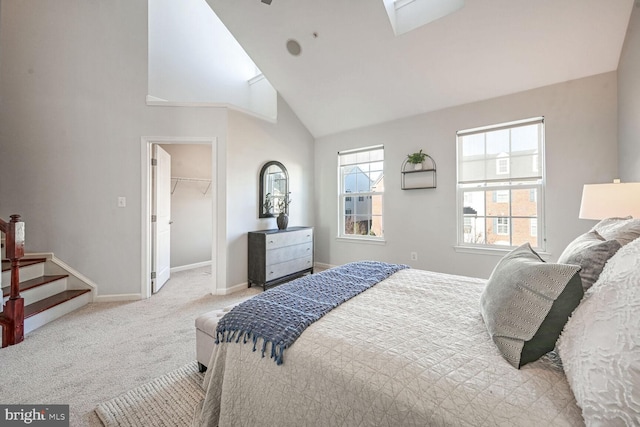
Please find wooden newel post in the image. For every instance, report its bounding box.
[7,215,25,298]
[2,214,25,347]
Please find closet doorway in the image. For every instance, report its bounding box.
[141,137,218,299]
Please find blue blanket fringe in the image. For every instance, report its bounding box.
[215,261,409,365]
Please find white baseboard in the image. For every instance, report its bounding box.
[171,261,212,273]
[23,251,54,259]
[94,293,142,302]
[26,252,98,301]
[50,254,98,290]
[314,262,336,271]
[212,282,250,296]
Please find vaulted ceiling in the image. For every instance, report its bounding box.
[206,0,634,137]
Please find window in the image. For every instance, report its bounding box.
[496,218,509,235]
[496,155,509,175]
[457,117,545,250]
[338,146,384,239]
[495,190,509,203]
[530,218,538,237]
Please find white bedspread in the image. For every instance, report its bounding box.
[193,268,583,426]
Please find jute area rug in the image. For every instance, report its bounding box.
[95,362,203,427]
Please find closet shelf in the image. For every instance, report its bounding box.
[171,177,212,195]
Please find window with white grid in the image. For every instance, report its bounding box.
[457,117,545,250]
[338,146,384,240]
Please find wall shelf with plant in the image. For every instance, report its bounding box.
[401,150,436,190]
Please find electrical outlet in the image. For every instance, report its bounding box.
[117,196,126,208]
[410,252,418,261]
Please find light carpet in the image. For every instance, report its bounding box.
[95,362,203,427]
[0,266,260,426]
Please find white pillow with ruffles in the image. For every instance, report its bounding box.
[557,236,640,426]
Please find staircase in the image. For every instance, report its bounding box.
[1,214,93,347]
[1,258,92,335]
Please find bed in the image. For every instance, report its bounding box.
[193,217,640,427]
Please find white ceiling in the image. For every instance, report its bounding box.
[206,0,634,138]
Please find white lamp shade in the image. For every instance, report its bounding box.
[579,182,640,220]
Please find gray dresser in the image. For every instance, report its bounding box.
[248,226,314,289]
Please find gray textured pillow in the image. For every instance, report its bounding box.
[557,230,621,291]
[592,216,640,246]
[481,243,583,368]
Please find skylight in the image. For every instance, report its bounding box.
[148,0,277,120]
[383,0,465,36]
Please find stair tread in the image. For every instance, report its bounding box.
[1,258,47,272]
[2,274,69,298]
[24,289,91,319]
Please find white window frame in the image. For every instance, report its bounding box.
[530,218,538,237]
[496,217,509,235]
[456,117,545,251]
[338,146,385,241]
[496,156,509,175]
[495,190,509,203]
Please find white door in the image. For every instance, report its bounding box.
[152,144,171,293]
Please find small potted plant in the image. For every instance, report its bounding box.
[263,193,273,215]
[276,192,292,230]
[407,149,428,170]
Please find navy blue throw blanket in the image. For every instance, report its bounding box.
[215,261,409,365]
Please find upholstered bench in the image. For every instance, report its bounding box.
[195,303,240,372]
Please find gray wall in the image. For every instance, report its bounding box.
[0,0,314,297]
[618,3,640,182]
[0,0,226,297]
[314,72,619,279]
[226,102,315,288]
[160,144,213,269]
[0,0,632,295]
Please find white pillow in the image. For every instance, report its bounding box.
[557,237,640,426]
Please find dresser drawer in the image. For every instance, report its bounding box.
[248,226,314,289]
[265,228,313,250]
[266,256,313,281]
[266,242,313,265]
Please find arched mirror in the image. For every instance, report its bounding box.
[259,161,289,218]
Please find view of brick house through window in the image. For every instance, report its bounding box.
[457,117,545,250]
[338,146,384,239]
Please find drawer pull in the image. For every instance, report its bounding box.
[269,240,274,244]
